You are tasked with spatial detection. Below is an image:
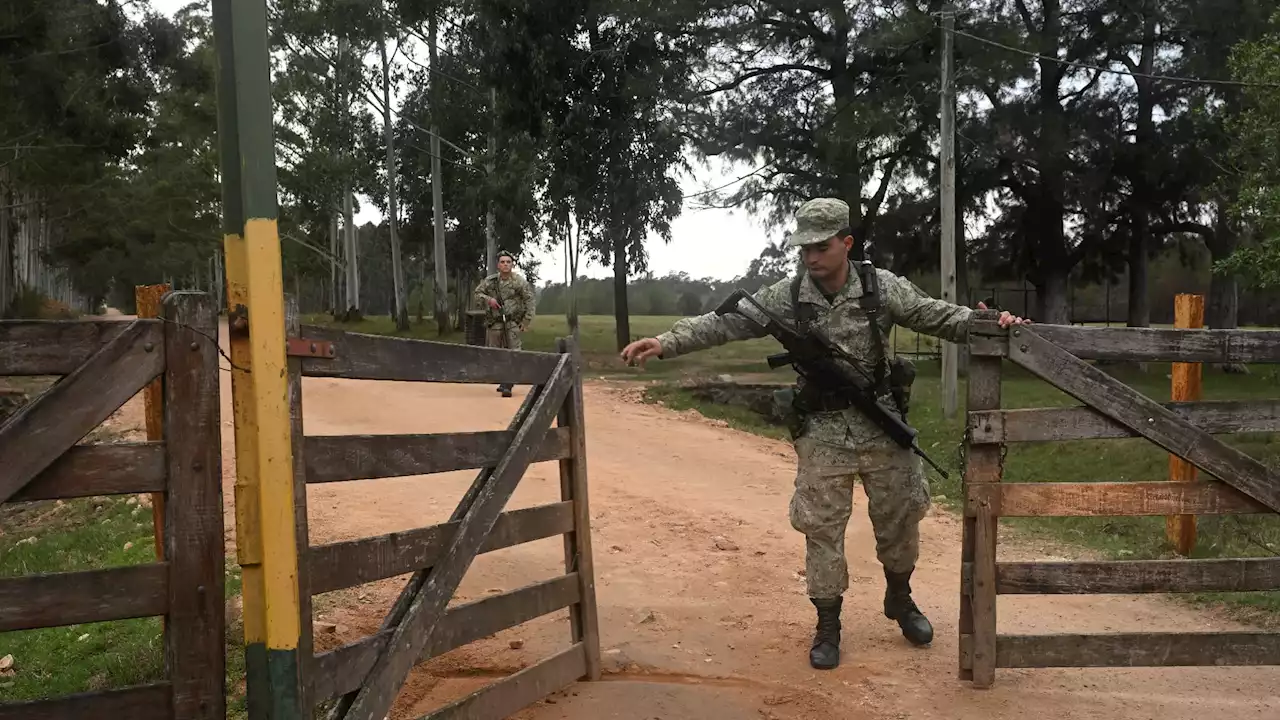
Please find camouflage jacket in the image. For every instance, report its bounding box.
[473,272,536,328]
[655,264,972,448]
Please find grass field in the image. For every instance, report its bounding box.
[0,495,248,714]
[307,312,1280,619]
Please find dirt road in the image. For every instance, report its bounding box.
[202,366,1276,720]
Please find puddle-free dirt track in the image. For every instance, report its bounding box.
[198,359,1279,720]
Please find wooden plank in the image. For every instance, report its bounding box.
[304,428,573,483]
[324,390,547,719]
[342,355,573,720]
[425,644,586,720]
[1167,294,1206,556]
[556,336,602,681]
[0,683,172,720]
[11,443,165,502]
[971,499,998,689]
[136,283,171,561]
[0,320,135,376]
[971,482,1270,517]
[286,297,314,711]
[997,632,1280,668]
[996,557,1280,594]
[159,292,225,720]
[959,313,1002,684]
[971,319,1280,363]
[308,501,574,595]
[969,400,1280,444]
[0,564,169,632]
[1007,326,1280,513]
[296,324,562,384]
[0,320,165,504]
[310,574,581,703]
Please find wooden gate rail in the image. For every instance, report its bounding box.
[0,292,224,720]
[277,327,600,720]
[960,311,1280,689]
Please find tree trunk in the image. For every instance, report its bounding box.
[343,186,359,318]
[429,11,448,336]
[613,233,630,351]
[566,214,580,338]
[380,30,409,331]
[1034,270,1071,326]
[1127,1,1158,328]
[1127,227,1150,327]
[1207,203,1241,330]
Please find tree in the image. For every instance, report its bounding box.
[1222,14,1280,287]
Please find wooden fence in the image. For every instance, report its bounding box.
[0,292,224,719]
[960,311,1280,688]
[275,322,601,720]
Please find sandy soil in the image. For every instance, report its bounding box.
[97,315,1280,719]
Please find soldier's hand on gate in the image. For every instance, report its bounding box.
[976,301,1031,328]
[620,337,663,368]
[486,297,500,310]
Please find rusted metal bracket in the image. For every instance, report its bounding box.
[286,337,336,359]
[228,303,250,337]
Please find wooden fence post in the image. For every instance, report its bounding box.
[556,336,602,680]
[1166,293,1205,556]
[961,310,1005,688]
[136,282,171,560]
[161,291,225,719]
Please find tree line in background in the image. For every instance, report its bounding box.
[7,1,1280,343]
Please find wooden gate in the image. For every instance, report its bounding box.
[960,310,1280,688]
[270,323,601,720]
[0,292,224,719]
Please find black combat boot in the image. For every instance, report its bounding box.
[883,567,933,646]
[496,384,513,397]
[808,596,842,669]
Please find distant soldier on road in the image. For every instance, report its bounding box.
[473,250,536,397]
[620,198,1028,670]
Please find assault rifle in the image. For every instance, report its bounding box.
[713,289,949,479]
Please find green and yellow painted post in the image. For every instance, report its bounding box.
[212,1,305,717]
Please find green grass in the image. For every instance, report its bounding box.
[0,496,247,716]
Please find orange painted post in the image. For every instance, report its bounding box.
[1166,293,1204,556]
[136,283,172,559]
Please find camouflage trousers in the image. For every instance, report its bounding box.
[485,324,523,351]
[789,434,931,598]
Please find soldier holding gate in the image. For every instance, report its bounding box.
[620,198,1028,670]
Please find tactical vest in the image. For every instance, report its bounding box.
[787,261,915,420]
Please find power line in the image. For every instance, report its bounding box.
[943,24,1280,89]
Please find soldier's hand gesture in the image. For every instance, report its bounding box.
[620,337,663,368]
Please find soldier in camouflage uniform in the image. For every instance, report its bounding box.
[473,250,537,397]
[620,198,1028,670]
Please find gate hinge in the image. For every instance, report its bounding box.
[286,337,336,359]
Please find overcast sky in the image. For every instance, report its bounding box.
[149,0,779,284]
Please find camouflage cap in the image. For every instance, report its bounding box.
[786,198,851,247]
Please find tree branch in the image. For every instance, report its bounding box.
[697,63,831,97]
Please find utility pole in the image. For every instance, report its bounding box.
[940,3,958,419]
[485,87,497,275]
[430,11,448,335]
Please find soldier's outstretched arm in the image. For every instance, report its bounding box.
[881,269,1029,343]
[621,278,792,366]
